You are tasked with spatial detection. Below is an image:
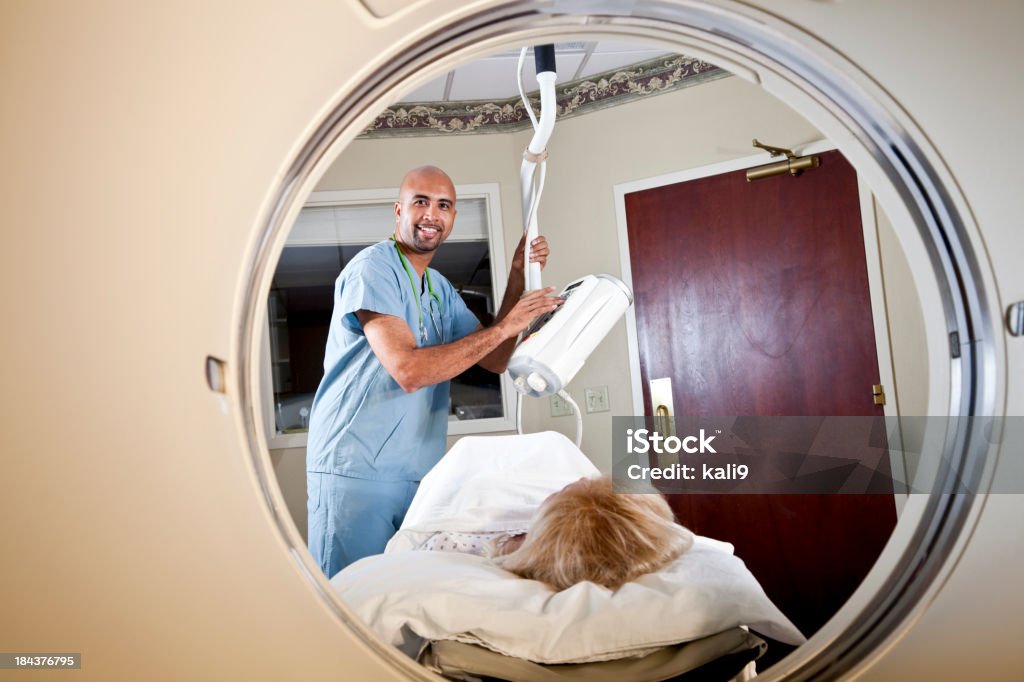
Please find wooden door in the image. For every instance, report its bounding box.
[624,151,897,652]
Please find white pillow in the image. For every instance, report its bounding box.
[331,535,805,664]
[386,431,599,550]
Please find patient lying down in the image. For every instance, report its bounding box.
[485,475,694,591]
[332,433,805,666]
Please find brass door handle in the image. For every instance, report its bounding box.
[655,404,672,437]
[650,377,675,437]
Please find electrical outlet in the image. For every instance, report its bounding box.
[550,393,574,417]
[585,386,609,413]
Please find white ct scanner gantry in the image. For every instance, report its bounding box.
[1,2,1022,681]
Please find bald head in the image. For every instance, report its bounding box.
[394,165,457,256]
[399,165,455,202]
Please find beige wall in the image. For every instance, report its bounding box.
[273,75,929,539]
[873,202,929,417]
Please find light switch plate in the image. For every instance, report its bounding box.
[585,386,610,413]
[550,393,574,417]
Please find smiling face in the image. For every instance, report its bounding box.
[394,166,457,255]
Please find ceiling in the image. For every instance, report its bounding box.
[397,41,673,104]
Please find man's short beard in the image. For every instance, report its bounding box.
[412,234,441,252]
[411,224,444,252]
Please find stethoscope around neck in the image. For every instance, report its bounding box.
[391,235,444,344]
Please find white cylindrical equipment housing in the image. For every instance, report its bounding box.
[507,274,633,397]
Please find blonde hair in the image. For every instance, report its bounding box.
[490,475,693,591]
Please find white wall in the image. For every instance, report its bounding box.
[273,74,928,539]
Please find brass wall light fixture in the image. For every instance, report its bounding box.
[746,139,820,181]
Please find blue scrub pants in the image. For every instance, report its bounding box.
[307,472,419,579]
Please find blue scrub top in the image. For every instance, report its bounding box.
[307,239,482,481]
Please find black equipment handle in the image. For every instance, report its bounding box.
[534,44,556,74]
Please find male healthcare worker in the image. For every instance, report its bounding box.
[307,165,562,577]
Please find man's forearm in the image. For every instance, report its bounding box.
[396,323,512,392]
[359,286,560,393]
[496,264,526,319]
[479,265,526,372]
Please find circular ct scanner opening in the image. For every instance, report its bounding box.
[234,3,1003,681]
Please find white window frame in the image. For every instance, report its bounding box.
[264,183,515,450]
